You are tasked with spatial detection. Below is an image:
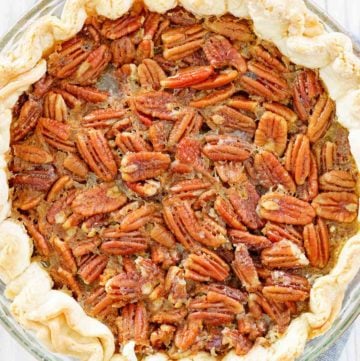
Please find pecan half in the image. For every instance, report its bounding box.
[21,215,50,257]
[148,121,172,151]
[116,302,149,346]
[12,144,53,164]
[232,244,261,291]
[319,170,356,192]
[228,182,263,229]
[51,267,82,298]
[116,132,152,153]
[120,151,171,182]
[131,91,180,124]
[204,16,254,42]
[37,117,76,152]
[262,222,303,247]
[162,24,207,60]
[106,271,142,306]
[47,36,90,79]
[254,151,295,192]
[254,111,288,156]
[163,200,226,248]
[316,141,336,174]
[51,236,77,274]
[101,14,143,39]
[161,65,214,88]
[293,69,322,121]
[249,293,290,332]
[202,134,251,161]
[72,45,112,85]
[72,184,126,217]
[303,218,330,268]
[11,99,42,142]
[230,230,272,251]
[151,307,187,325]
[190,83,236,108]
[261,240,309,268]
[206,105,256,134]
[174,319,202,351]
[60,82,108,103]
[203,35,246,73]
[78,254,108,284]
[284,134,311,186]
[43,92,68,121]
[189,290,244,325]
[137,58,166,90]
[63,153,89,178]
[258,192,315,225]
[312,192,358,223]
[307,94,334,143]
[214,196,246,230]
[297,152,319,202]
[110,37,136,66]
[83,108,126,129]
[239,62,290,101]
[215,162,245,184]
[165,266,187,305]
[263,271,310,302]
[11,166,57,191]
[192,69,238,90]
[101,231,148,255]
[119,203,159,232]
[168,111,203,147]
[76,129,118,181]
[150,223,176,248]
[184,248,229,282]
[249,45,288,73]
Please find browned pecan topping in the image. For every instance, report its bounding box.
[11,99,42,143]
[319,170,356,192]
[229,229,272,251]
[43,92,68,121]
[232,244,260,291]
[9,5,359,358]
[162,24,207,60]
[203,35,246,73]
[262,271,310,302]
[101,15,143,40]
[259,192,316,225]
[312,192,358,223]
[254,111,288,156]
[262,222,303,247]
[121,151,171,182]
[203,134,251,162]
[184,248,230,282]
[71,183,127,217]
[76,129,118,181]
[293,69,322,121]
[12,144,53,164]
[303,218,330,268]
[307,94,335,142]
[261,240,309,268]
[206,104,256,134]
[254,151,295,192]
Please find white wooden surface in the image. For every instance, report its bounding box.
[0,1,359,361]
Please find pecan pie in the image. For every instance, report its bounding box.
[0,1,360,361]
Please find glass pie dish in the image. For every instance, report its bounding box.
[0,1,359,361]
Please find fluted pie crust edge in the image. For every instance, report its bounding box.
[0,1,359,361]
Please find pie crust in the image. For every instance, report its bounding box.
[0,1,359,361]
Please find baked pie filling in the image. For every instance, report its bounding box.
[8,3,359,358]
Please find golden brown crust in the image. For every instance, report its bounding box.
[0,1,359,361]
